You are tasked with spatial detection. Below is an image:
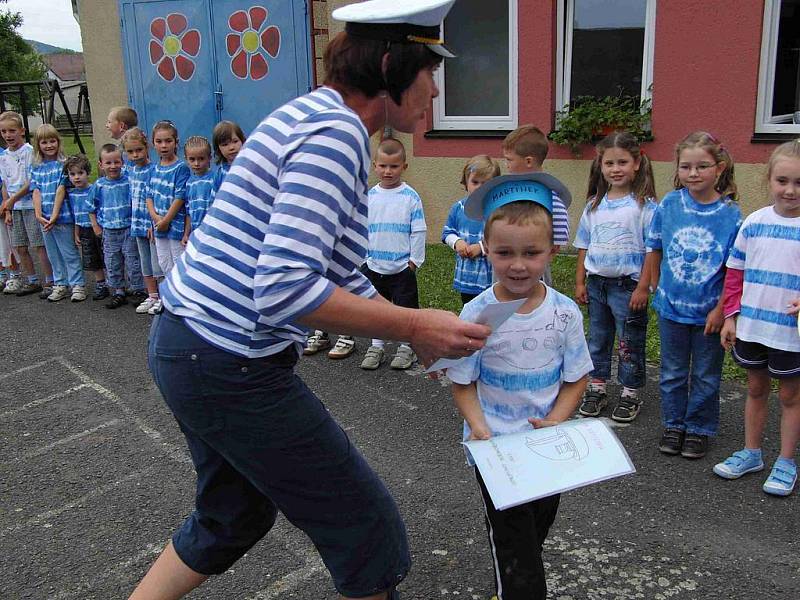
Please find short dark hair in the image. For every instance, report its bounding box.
[99,143,120,158]
[323,32,442,104]
[376,137,406,162]
[503,125,549,165]
[64,154,91,176]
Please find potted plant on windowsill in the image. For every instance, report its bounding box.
[548,95,652,156]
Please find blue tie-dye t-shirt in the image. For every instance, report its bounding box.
[29,159,70,223]
[441,197,492,295]
[129,163,155,238]
[68,184,95,228]
[574,193,656,280]
[447,285,594,465]
[186,170,216,229]
[92,176,131,229]
[646,188,741,325]
[147,160,190,240]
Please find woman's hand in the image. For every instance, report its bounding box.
[787,298,800,316]
[408,308,491,368]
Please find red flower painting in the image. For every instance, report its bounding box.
[226,6,281,80]
[149,13,201,82]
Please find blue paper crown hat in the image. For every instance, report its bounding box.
[464,173,573,221]
[332,0,457,58]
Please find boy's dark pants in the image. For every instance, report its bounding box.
[476,469,560,600]
[361,265,419,309]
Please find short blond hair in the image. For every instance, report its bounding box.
[461,154,500,188]
[110,106,138,128]
[484,201,553,245]
[0,111,24,129]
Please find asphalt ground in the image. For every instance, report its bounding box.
[1,291,799,599]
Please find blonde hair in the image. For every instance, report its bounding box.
[0,111,24,129]
[461,154,500,188]
[121,127,148,150]
[184,135,212,157]
[673,131,738,201]
[766,138,800,179]
[484,201,553,245]
[32,124,64,165]
[502,125,548,165]
[110,106,138,128]
[587,131,656,210]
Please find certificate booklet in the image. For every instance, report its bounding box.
[464,419,635,510]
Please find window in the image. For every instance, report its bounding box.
[432,0,517,131]
[556,0,656,109]
[756,0,800,133]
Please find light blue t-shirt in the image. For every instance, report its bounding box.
[441,196,492,295]
[646,188,741,325]
[365,182,426,274]
[147,160,190,240]
[129,163,155,238]
[187,170,216,229]
[30,159,70,223]
[573,193,656,280]
[92,176,131,230]
[68,185,94,228]
[447,285,594,464]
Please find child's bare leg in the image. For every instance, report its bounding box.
[777,377,800,460]
[744,369,771,449]
[143,274,158,295]
[14,245,34,275]
[128,541,208,600]
[35,245,52,279]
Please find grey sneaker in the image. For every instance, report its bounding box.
[578,388,607,417]
[70,285,87,302]
[17,281,43,296]
[390,345,416,370]
[2,277,20,294]
[47,285,69,302]
[360,345,385,370]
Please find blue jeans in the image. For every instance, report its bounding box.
[587,275,648,388]
[148,311,409,596]
[42,223,84,286]
[102,227,142,292]
[658,316,724,436]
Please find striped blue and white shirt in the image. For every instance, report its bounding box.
[186,171,216,229]
[161,87,376,358]
[92,176,131,230]
[442,196,492,295]
[574,193,656,280]
[365,182,426,274]
[727,206,800,352]
[147,160,190,240]
[646,188,741,325]
[129,163,155,238]
[552,195,570,246]
[68,185,94,228]
[447,285,593,465]
[30,159,70,223]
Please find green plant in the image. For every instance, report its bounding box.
[549,95,652,155]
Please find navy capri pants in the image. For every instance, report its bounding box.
[148,310,410,597]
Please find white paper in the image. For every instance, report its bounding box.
[464,419,635,510]
[425,298,526,373]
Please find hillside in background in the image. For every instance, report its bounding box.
[25,39,76,55]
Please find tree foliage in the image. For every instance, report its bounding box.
[0,3,48,115]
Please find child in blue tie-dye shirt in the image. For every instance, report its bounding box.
[442,155,499,305]
[448,173,592,600]
[574,132,657,423]
[645,131,742,460]
[184,135,216,232]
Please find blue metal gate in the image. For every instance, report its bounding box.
[119,0,311,140]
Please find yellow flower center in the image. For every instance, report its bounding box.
[242,30,260,53]
[163,35,182,57]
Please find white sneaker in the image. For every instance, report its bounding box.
[70,285,87,302]
[47,285,69,302]
[3,277,21,294]
[147,298,163,315]
[136,296,158,314]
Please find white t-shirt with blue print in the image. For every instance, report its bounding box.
[646,188,741,325]
[727,206,800,353]
[447,285,593,464]
[365,182,426,275]
[0,143,33,210]
[441,196,492,295]
[92,176,131,230]
[574,194,656,280]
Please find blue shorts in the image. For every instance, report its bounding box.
[148,311,410,596]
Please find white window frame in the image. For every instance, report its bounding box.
[432,0,518,131]
[555,0,657,112]
[755,0,800,133]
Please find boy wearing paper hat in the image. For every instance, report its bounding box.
[448,174,593,600]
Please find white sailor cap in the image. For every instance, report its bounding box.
[332,0,457,58]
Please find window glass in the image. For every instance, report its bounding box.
[771,0,800,118]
